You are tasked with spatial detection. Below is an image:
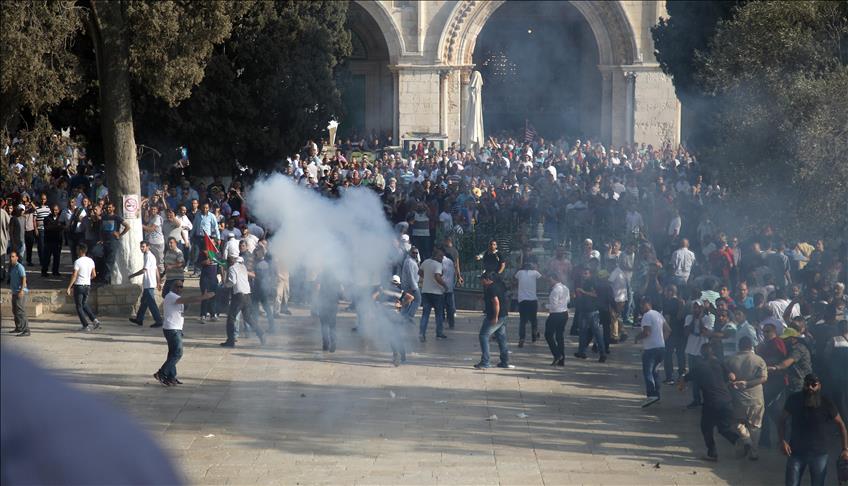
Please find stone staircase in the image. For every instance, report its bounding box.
[0,288,68,318]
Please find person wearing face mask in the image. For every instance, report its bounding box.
[777,373,848,486]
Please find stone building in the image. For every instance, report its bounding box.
[343,0,680,149]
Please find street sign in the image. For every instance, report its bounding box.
[123,194,140,219]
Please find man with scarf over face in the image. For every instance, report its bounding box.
[778,373,848,486]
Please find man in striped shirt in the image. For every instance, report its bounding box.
[34,193,51,268]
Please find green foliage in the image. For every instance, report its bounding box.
[134,0,352,173]
[0,0,84,129]
[684,1,848,238]
[126,1,246,107]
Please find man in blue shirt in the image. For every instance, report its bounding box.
[191,202,219,270]
[8,250,30,336]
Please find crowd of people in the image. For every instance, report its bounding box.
[3,129,848,483]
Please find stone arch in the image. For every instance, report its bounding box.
[352,0,405,64]
[439,0,638,67]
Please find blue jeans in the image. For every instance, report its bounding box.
[135,288,162,325]
[577,310,605,356]
[478,316,509,366]
[785,453,828,486]
[401,289,420,320]
[642,347,664,398]
[443,292,456,328]
[159,329,183,380]
[73,285,97,328]
[419,292,445,337]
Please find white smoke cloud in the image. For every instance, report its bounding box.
[248,174,397,288]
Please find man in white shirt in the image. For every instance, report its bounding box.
[128,241,163,328]
[400,248,421,320]
[515,263,542,347]
[65,243,100,331]
[636,297,670,408]
[418,248,448,342]
[544,274,570,366]
[670,239,696,288]
[153,280,215,386]
[220,256,266,348]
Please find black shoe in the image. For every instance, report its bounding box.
[128,317,142,326]
[550,358,560,366]
[153,372,171,386]
[328,342,336,353]
[400,354,407,363]
[518,340,525,348]
[591,344,598,353]
[473,362,490,369]
[448,324,455,330]
[663,379,676,385]
[392,354,401,367]
[322,344,329,351]
[419,334,426,343]
[532,331,540,342]
[350,327,358,332]
[598,355,607,363]
[41,272,48,277]
[150,322,163,328]
[496,362,515,369]
[556,358,565,367]
[573,352,587,359]
[52,272,61,277]
[16,330,31,337]
[219,341,235,348]
[258,334,267,346]
[686,401,702,409]
[436,334,448,340]
[8,328,21,334]
[92,320,101,330]
[173,378,183,385]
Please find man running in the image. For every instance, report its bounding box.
[66,244,101,332]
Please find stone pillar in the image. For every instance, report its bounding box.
[439,70,448,136]
[633,69,681,145]
[609,69,627,147]
[394,66,442,138]
[459,68,472,145]
[446,69,462,143]
[600,70,612,144]
[624,71,638,145]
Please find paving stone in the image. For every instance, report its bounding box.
[1,306,786,485]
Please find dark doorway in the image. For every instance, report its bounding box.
[473,1,601,141]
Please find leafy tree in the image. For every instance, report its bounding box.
[651,1,744,149]
[0,1,85,132]
[134,1,351,173]
[680,1,848,238]
[0,1,246,281]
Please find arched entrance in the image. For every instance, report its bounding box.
[441,0,640,146]
[339,2,395,143]
[472,1,601,140]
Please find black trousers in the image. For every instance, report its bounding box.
[42,239,61,274]
[544,311,568,359]
[225,293,264,342]
[518,300,538,341]
[701,403,741,454]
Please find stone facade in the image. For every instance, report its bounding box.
[351,0,680,147]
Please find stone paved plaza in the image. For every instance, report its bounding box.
[2,298,785,485]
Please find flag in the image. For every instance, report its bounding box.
[204,234,226,265]
[523,119,537,143]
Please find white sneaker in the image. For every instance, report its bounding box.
[200,315,207,322]
[640,397,660,408]
[210,314,219,322]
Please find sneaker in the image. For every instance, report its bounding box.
[200,315,207,323]
[436,334,448,340]
[686,401,702,409]
[518,340,525,348]
[418,334,426,343]
[598,355,607,363]
[258,334,267,346]
[8,328,21,334]
[328,342,336,353]
[153,372,171,386]
[392,354,401,367]
[734,438,752,458]
[496,362,515,369]
[701,453,718,462]
[550,358,560,366]
[640,396,660,408]
[128,317,142,326]
[663,379,676,385]
[210,314,219,322]
[748,451,759,461]
[573,352,587,359]
[16,330,31,337]
[219,341,235,348]
[83,326,94,333]
[532,331,540,342]
[92,320,101,330]
[556,358,565,367]
[473,362,490,369]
